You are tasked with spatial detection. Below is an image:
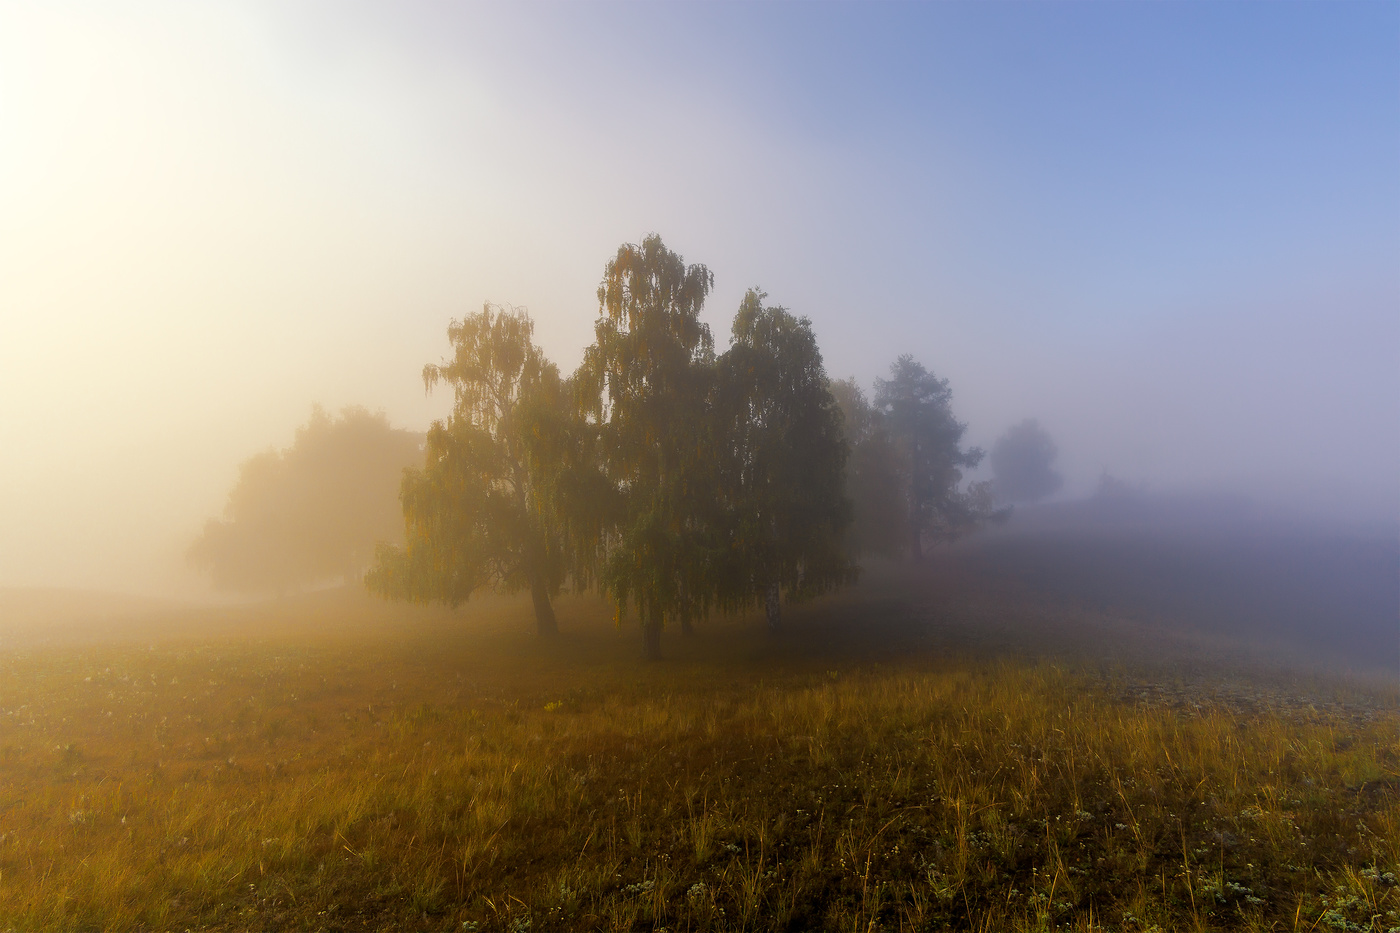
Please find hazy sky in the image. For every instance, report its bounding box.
[2,1,1397,595]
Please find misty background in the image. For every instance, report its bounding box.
[2,1,1397,598]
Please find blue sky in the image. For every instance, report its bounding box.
[1,1,1396,593]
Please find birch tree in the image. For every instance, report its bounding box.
[575,235,716,659]
[714,290,854,631]
[366,304,575,636]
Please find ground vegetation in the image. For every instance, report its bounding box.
[1,560,1394,932]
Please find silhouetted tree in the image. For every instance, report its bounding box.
[365,304,578,636]
[874,356,998,559]
[575,235,716,659]
[829,377,908,559]
[713,290,855,632]
[990,418,1063,504]
[189,406,422,593]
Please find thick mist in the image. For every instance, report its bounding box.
[1,1,1396,599]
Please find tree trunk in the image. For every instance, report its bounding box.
[765,582,781,634]
[643,607,663,661]
[530,576,558,637]
[680,616,695,637]
[910,525,924,562]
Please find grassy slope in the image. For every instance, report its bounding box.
[0,558,1396,932]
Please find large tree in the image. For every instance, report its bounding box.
[365,304,577,636]
[874,356,998,559]
[829,377,909,559]
[575,235,717,659]
[189,406,422,594]
[990,418,1063,504]
[713,290,855,632]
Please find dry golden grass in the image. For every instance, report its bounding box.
[0,564,1395,931]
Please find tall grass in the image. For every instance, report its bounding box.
[0,576,1395,931]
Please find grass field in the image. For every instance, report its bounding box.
[0,552,1396,932]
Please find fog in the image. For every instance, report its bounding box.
[961,493,1400,675]
[2,1,1396,598]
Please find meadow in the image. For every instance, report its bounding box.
[0,551,1396,932]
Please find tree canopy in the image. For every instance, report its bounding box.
[990,418,1064,504]
[349,236,1002,656]
[365,304,577,635]
[874,356,1000,559]
[829,377,908,560]
[575,235,718,659]
[189,406,422,594]
[713,290,855,630]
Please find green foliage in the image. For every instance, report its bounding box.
[188,405,422,593]
[350,238,1002,647]
[990,418,1064,504]
[829,377,908,559]
[874,355,1001,558]
[575,235,717,655]
[366,304,577,634]
[713,290,855,627]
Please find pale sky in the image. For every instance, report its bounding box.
[2,1,1396,596]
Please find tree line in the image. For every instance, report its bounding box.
[188,405,422,594]
[193,236,1066,658]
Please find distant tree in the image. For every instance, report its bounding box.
[365,304,579,636]
[713,290,855,632]
[874,355,999,559]
[990,418,1063,504]
[1094,470,1140,500]
[575,235,717,659]
[189,406,422,594]
[829,377,908,559]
